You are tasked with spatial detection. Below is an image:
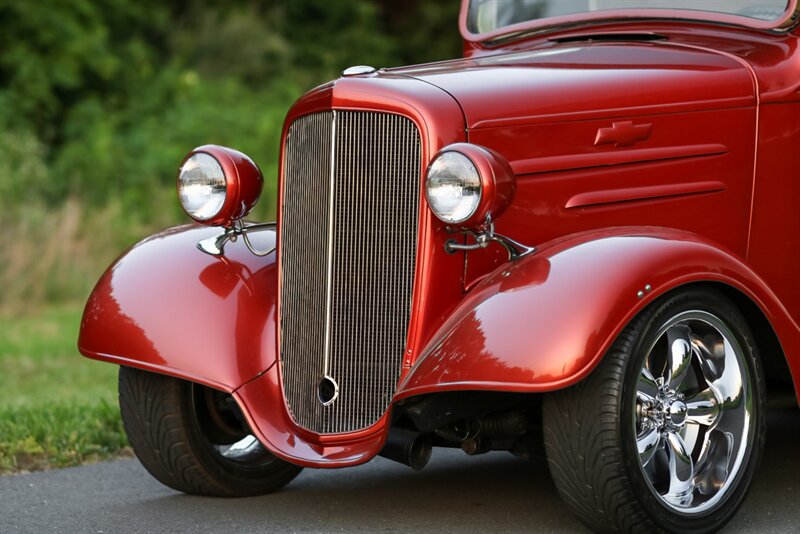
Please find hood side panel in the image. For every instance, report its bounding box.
[463,106,756,283]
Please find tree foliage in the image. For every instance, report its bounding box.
[0,0,461,211]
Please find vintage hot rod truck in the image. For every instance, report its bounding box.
[78,1,800,532]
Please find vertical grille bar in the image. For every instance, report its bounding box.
[280,111,421,434]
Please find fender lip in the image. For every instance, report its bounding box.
[394,226,800,401]
[80,348,234,393]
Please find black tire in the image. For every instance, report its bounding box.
[119,366,303,497]
[543,287,766,533]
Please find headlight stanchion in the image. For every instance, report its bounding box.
[444,214,535,261]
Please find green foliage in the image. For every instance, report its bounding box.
[0,0,461,217]
[0,402,128,473]
[0,0,169,142]
[0,306,127,472]
[1,306,119,406]
[0,126,50,204]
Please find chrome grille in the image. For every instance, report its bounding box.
[280,110,421,434]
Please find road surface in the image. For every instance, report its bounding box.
[1,407,797,533]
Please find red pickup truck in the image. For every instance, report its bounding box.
[79,1,800,531]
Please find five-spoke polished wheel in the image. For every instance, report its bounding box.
[543,288,765,533]
[634,311,753,514]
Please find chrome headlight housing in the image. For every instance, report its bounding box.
[425,143,516,229]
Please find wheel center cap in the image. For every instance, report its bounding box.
[668,400,688,427]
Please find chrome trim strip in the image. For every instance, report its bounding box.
[323,110,338,377]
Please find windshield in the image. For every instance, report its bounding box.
[467,0,792,34]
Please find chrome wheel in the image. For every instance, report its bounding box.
[544,288,764,532]
[634,310,753,514]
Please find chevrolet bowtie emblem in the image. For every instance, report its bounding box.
[594,121,653,147]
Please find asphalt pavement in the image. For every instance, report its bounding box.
[1,407,797,533]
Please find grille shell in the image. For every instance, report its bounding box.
[279,110,422,434]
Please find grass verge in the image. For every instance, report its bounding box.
[0,305,129,473]
[0,402,129,472]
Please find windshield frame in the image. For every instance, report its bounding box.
[460,0,800,43]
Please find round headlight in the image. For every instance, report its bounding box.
[425,143,516,229]
[178,153,227,221]
[177,145,264,227]
[425,151,482,225]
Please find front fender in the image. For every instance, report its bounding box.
[78,224,278,392]
[395,227,799,400]
[79,223,392,466]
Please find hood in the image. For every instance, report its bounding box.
[391,41,755,129]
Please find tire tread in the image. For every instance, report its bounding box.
[544,310,659,533]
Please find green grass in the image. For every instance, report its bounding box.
[0,305,128,473]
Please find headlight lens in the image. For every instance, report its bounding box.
[178,153,227,221]
[425,151,482,224]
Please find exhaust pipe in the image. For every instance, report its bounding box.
[379,428,432,470]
